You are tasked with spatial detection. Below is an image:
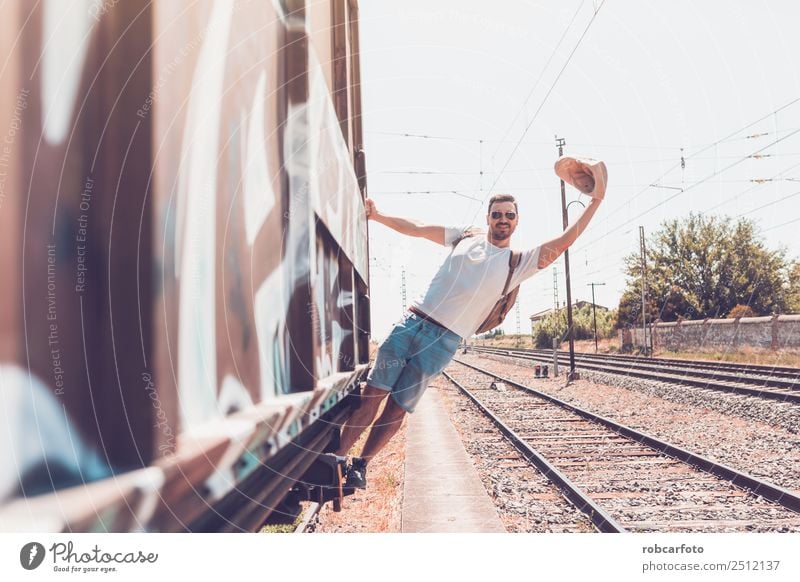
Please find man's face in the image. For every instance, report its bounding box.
[486,201,518,242]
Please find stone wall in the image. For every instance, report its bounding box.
[621,314,800,352]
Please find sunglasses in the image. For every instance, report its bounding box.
[490,211,517,220]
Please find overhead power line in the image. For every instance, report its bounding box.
[705,158,800,213]
[372,190,484,201]
[491,0,587,159]
[570,167,800,280]
[737,189,800,218]
[572,118,800,256]
[372,153,800,178]
[594,97,800,227]
[480,0,608,216]
[368,129,800,151]
[762,215,800,233]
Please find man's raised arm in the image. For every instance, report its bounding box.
[365,198,449,245]
[537,198,601,269]
[537,157,607,269]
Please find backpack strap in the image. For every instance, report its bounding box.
[500,251,522,297]
[452,226,484,247]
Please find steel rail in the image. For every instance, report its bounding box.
[452,357,800,515]
[480,345,800,379]
[471,347,800,404]
[494,346,800,392]
[441,370,626,533]
[295,502,321,533]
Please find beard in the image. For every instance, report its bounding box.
[490,226,511,240]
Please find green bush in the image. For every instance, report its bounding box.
[532,305,615,348]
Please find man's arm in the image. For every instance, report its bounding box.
[538,157,607,269]
[365,198,449,245]
[537,198,602,269]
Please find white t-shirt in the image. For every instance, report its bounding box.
[409,225,542,338]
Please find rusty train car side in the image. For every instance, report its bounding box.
[0,0,369,532]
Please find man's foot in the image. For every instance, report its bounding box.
[344,457,368,489]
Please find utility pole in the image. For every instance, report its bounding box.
[401,267,407,314]
[556,136,578,381]
[515,297,521,335]
[587,282,606,353]
[639,226,649,356]
[552,266,559,336]
[552,266,559,312]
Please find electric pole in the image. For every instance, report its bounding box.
[587,282,606,353]
[553,266,559,312]
[401,267,407,314]
[556,136,577,381]
[639,226,649,356]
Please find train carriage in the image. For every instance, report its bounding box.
[0,0,369,532]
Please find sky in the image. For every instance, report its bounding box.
[356,0,800,341]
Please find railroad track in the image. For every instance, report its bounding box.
[444,358,800,533]
[295,502,321,533]
[495,346,800,379]
[470,346,800,404]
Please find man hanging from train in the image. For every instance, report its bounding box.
[337,157,607,488]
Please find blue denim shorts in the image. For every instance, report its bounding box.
[367,312,462,413]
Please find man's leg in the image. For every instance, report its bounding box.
[335,385,390,456]
[339,313,416,457]
[359,396,407,461]
[342,395,406,489]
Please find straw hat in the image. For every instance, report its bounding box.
[554,156,608,199]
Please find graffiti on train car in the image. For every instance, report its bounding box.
[173,0,238,429]
[1,0,370,530]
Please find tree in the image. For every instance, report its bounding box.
[787,261,800,314]
[477,327,504,340]
[616,285,693,327]
[727,304,756,319]
[617,214,790,325]
[533,304,615,348]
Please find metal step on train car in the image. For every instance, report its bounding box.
[0,0,370,532]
